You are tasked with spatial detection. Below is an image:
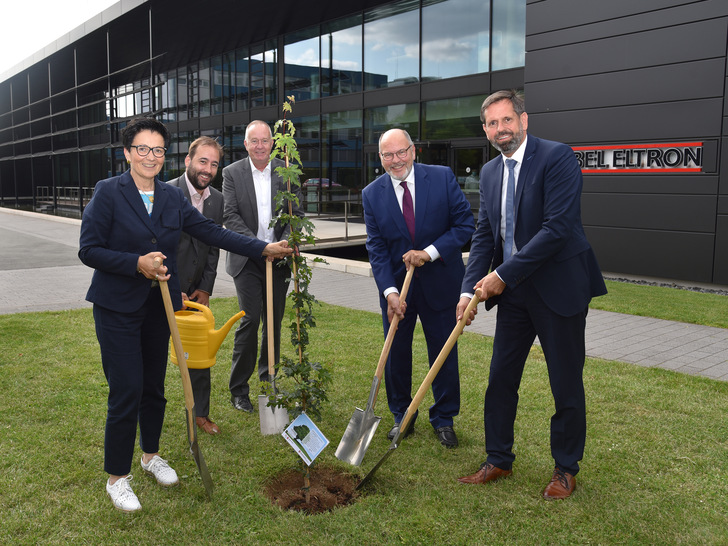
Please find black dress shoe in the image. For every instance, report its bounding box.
[387,422,415,441]
[435,425,458,448]
[231,394,254,413]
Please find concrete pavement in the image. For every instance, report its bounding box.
[1,206,727,381]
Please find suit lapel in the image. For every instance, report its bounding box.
[412,163,428,244]
[119,171,155,232]
[241,159,260,229]
[514,136,538,221]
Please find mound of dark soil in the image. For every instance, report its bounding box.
[264,465,359,514]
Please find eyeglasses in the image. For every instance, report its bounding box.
[131,145,167,158]
[380,145,412,161]
[247,138,271,147]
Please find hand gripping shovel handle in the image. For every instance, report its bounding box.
[155,257,214,498]
[356,289,482,490]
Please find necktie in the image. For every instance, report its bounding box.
[503,158,517,260]
[400,181,415,243]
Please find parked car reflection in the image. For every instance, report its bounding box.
[302,178,342,189]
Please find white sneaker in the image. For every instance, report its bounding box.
[141,455,179,486]
[106,475,141,512]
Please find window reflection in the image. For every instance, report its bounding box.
[322,15,363,96]
[422,95,484,139]
[493,0,526,70]
[364,0,420,89]
[249,41,277,108]
[422,0,490,79]
[364,103,419,144]
[285,28,320,102]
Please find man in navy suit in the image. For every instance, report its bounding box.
[456,90,607,499]
[362,128,474,448]
[168,136,225,435]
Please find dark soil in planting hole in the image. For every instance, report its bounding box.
[264,465,360,514]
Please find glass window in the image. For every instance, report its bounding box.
[322,15,363,96]
[364,103,419,144]
[250,41,277,108]
[177,67,188,121]
[285,28,320,102]
[225,124,247,164]
[492,0,526,70]
[422,95,484,139]
[221,52,235,114]
[234,48,249,111]
[364,0,419,89]
[422,0,490,80]
[321,111,361,194]
[211,55,223,115]
[187,63,200,119]
[198,58,211,117]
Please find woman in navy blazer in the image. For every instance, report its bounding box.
[79,117,291,512]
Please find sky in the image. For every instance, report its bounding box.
[0,0,119,76]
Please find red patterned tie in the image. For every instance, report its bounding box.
[400,181,415,242]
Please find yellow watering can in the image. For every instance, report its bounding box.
[170,300,245,369]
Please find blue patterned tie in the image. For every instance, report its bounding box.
[503,159,517,260]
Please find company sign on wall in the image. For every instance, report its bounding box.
[572,142,703,174]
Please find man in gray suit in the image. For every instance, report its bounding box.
[223,120,304,412]
[168,136,225,434]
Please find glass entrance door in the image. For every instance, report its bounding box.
[453,146,484,213]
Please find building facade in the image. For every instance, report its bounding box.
[1,0,727,285]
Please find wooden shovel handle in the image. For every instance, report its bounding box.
[399,289,482,432]
[373,266,415,381]
[266,259,275,377]
[152,258,195,439]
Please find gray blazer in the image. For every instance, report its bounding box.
[167,175,224,295]
[222,156,304,277]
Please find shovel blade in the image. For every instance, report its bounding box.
[185,408,214,498]
[189,439,214,498]
[259,395,290,435]
[355,443,398,490]
[335,407,381,466]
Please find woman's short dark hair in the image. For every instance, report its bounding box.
[121,117,170,149]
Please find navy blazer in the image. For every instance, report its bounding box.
[79,170,266,313]
[363,162,475,311]
[461,136,606,316]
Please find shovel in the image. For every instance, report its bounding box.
[156,262,214,498]
[356,288,482,490]
[259,259,290,435]
[335,266,415,465]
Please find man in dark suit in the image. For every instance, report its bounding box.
[168,136,224,435]
[223,120,304,413]
[456,90,607,499]
[362,128,474,448]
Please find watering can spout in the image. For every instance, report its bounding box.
[209,308,246,354]
[169,300,245,369]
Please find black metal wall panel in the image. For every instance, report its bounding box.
[527,18,728,83]
[528,99,723,145]
[528,0,727,49]
[585,226,715,283]
[582,194,717,232]
[715,217,728,282]
[526,59,725,113]
[526,0,728,284]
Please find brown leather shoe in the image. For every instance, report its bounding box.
[457,462,512,484]
[196,416,220,435]
[542,468,575,500]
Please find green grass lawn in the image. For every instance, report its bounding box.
[1,294,727,544]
